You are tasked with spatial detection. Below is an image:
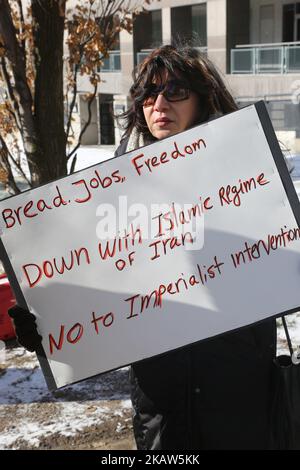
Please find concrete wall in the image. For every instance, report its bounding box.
[250,0,296,44]
[227,73,300,100]
[207,0,227,73]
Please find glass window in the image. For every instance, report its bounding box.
[283,4,295,42]
[133,9,162,64]
[171,3,207,47]
[152,10,162,47]
[192,4,207,47]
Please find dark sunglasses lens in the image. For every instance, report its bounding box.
[165,84,189,101]
[143,82,189,106]
[143,84,161,106]
[143,94,156,106]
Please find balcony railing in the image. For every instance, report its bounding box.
[100,51,121,72]
[136,49,153,65]
[231,42,300,74]
[136,47,208,65]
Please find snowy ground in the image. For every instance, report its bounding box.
[0,342,135,450]
[1,313,300,450]
[277,313,300,355]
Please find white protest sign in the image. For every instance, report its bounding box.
[1,102,300,389]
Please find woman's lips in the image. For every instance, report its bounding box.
[154,118,173,127]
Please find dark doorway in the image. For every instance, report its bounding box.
[99,97,115,145]
[283,2,300,42]
[171,3,207,47]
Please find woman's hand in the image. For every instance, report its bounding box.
[8,306,42,352]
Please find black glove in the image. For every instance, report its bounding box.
[8,305,43,352]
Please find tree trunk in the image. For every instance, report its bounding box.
[0,0,43,185]
[32,0,67,183]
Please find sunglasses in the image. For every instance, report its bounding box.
[142,80,191,107]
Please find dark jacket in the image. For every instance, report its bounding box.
[114,138,276,450]
[114,137,130,158]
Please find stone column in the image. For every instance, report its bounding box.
[162,7,171,45]
[207,0,227,74]
[120,25,135,93]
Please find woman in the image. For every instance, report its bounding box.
[9,45,276,450]
[115,44,276,450]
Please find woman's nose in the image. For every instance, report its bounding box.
[154,93,170,111]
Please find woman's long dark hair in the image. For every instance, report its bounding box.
[119,44,238,141]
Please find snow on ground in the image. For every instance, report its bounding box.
[0,346,130,404]
[0,344,133,450]
[1,312,300,449]
[276,312,300,355]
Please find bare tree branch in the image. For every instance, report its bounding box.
[69,153,77,174]
[65,24,96,144]
[0,135,21,193]
[0,58,22,132]
[0,134,31,188]
[16,0,26,62]
[67,80,98,162]
[0,0,40,180]
[65,64,79,144]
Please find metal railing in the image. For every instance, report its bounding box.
[231,42,300,74]
[136,49,153,65]
[100,51,121,72]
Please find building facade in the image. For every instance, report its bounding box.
[76,0,300,153]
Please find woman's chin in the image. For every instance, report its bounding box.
[152,128,177,140]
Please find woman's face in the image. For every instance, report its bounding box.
[142,73,200,140]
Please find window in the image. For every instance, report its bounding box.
[171,3,207,47]
[283,3,300,42]
[99,96,115,145]
[133,10,162,63]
